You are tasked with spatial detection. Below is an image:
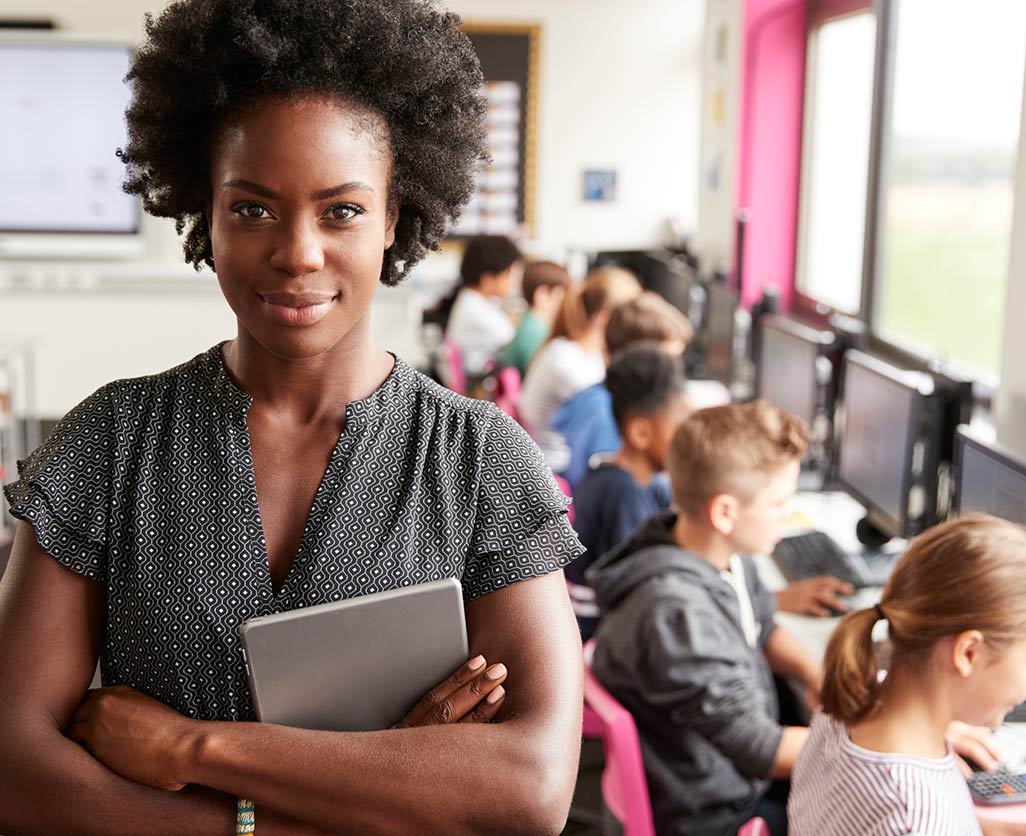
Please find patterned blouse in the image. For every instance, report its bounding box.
[4,345,582,721]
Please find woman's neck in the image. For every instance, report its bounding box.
[223,326,393,424]
[848,663,952,759]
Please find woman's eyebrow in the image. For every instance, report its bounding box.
[221,179,375,200]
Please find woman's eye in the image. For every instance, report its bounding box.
[327,204,363,222]
[230,201,269,220]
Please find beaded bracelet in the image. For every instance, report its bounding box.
[236,797,255,835]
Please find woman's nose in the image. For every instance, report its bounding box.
[269,219,326,276]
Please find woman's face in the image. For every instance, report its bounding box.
[209,95,397,360]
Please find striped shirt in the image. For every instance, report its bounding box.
[789,711,982,836]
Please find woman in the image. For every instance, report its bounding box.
[0,1,584,833]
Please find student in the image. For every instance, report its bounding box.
[553,291,693,490]
[789,514,1026,836]
[444,235,522,378]
[0,2,585,833]
[499,260,571,376]
[566,344,691,641]
[518,265,641,472]
[587,401,823,836]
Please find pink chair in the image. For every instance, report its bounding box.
[582,640,657,836]
[492,366,521,422]
[738,818,770,836]
[436,340,466,395]
[582,640,769,836]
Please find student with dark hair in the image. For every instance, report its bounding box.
[445,235,523,377]
[565,343,692,640]
[499,260,571,375]
[0,2,584,833]
[553,291,692,490]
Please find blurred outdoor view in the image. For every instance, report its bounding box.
[876,0,1026,381]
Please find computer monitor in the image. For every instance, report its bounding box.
[756,315,835,429]
[700,280,738,382]
[953,426,1026,525]
[591,249,694,317]
[836,350,940,540]
[0,33,143,258]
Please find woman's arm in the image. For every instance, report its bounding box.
[0,521,247,835]
[75,569,584,835]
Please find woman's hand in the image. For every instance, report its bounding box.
[67,685,198,791]
[393,654,507,729]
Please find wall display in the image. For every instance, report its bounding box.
[450,24,539,238]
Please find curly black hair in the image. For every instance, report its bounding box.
[120,0,488,285]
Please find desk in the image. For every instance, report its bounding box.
[757,491,1026,823]
[753,490,898,660]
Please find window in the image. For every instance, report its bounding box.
[796,10,876,315]
[874,0,1026,380]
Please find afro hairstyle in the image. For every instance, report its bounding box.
[120,0,489,285]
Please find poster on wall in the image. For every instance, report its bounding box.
[449,81,521,236]
[448,25,539,240]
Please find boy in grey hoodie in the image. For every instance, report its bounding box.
[587,401,823,836]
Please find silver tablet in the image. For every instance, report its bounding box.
[240,578,468,731]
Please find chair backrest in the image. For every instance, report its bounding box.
[581,640,657,836]
[437,340,466,395]
[492,366,522,422]
[581,645,769,836]
[737,818,770,836]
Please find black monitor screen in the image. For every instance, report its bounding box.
[956,430,1026,525]
[593,250,692,316]
[703,283,736,379]
[838,355,920,528]
[757,318,820,427]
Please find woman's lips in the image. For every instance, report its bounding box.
[259,292,336,327]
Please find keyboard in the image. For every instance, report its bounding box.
[772,531,891,589]
[968,767,1026,805]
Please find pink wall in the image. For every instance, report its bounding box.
[735,0,807,310]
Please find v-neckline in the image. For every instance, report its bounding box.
[209,345,403,607]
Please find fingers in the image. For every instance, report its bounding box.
[426,663,507,726]
[459,685,505,723]
[398,655,487,728]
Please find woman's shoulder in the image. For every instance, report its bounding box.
[100,344,224,406]
[50,346,222,428]
[395,358,524,438]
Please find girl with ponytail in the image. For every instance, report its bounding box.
[789,513,1026,836]
[518,265,641,471]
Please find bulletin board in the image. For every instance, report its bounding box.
[450,23,540,239]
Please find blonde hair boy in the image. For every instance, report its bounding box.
[587,400,823,836]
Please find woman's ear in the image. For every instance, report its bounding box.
[384,202,399,250]
[951,630,987,678]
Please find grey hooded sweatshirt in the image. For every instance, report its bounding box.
[586,511,783,836]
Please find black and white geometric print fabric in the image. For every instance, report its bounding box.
[4,344,583,722]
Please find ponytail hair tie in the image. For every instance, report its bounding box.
[874,603,886,622]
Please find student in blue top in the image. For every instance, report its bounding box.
[565,343,692,639]
[553,291,692,491]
